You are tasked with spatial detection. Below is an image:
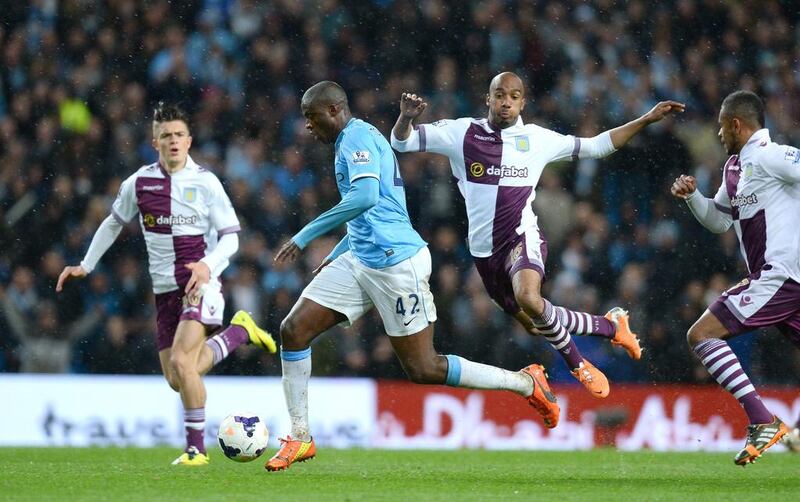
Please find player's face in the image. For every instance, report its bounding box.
[153,120,192,168]
[302,103,337,144]
[486,78,526,129]
[717,109,739,155]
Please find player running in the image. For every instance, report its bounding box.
[265,81,559,471]
[55,103,276,466]
[671,90,797,465]
[391,72,683,398]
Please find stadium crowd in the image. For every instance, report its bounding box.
[1,0,799,387]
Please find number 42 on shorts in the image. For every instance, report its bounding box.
[395,294,420,316]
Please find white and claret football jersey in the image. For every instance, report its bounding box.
[393,117,589,257]
[112,156,240,293]
[712,128,800,280]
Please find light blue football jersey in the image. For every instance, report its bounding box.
[335,118,426,269]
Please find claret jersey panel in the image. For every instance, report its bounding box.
[409,117,577,257]
[112,156,240,293]
[713,129,800,279]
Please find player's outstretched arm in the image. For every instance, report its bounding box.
[55,214,125,292]
[608,100,685,149]
[275,178,379,264]
[392,93,428,142]
[671,174,732,234]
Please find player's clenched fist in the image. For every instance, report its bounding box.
[670,174,697,199]
[400,93,427,119]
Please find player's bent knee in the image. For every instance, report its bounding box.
[686,325,709,348]
[516,290,544,317]
[164,373,181,392]
[169,351,193,378]
[279,316,300,345]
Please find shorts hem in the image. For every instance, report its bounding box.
[709,301,746,335]
[385,318,437,337]
[300,292,355,327]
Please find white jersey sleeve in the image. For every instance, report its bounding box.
[686,186,733,234]
[111,174,138,224]
[760,143,800,184]
[533,126,616,163]
[531,125,580,163]
[207,176,240,234]
[391,119,467,157]
[712,182,732,212]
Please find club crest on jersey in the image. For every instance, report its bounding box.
[743,163,754,179]
[727,277,750,294]
[183,187,197,202]
[510,242,523,263]
[183,293,201,307]
[470,162,485,177]
[352,150,371,164]
[514,136,530,152]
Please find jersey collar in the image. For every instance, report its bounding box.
[487,116,524,133]
[159,155,198,176]
[741,128,770,156]
[336,118,358,149]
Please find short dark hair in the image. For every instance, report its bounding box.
[721,91,765,128]
[301,81,348,109]
[153,101,190,131]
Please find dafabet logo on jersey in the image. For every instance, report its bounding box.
[143,213,198,227]
[470,163,528,178]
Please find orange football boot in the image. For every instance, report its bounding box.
[520,364,560,429]
[734,416,789,466]
[605,307,642,360]
[265,436,316,471]
[571,359,610,398]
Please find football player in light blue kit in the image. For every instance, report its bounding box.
[266,81,559,471]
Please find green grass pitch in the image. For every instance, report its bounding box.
[1,448,798,501]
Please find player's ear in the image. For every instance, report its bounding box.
[485,94,490,107]
[731,117,741,134]
[520,96,526,112]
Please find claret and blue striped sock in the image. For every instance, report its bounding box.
[694,338,772,425]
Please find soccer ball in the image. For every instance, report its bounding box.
[217,413,270,462]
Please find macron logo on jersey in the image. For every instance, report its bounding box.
[141,184,165,191]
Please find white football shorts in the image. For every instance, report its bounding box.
[301,246,437,336]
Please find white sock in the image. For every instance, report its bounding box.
[280,348,312,442]
[444,355,532,396]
